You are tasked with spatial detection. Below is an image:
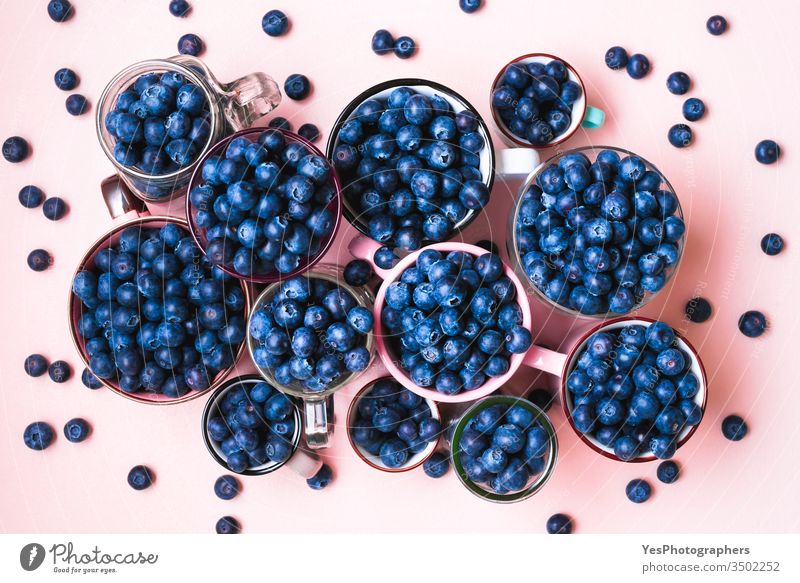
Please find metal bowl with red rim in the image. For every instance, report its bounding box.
[186,127,342,284]
[346,376,442,472]
[490,53,605,149]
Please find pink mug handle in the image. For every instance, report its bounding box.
[521,344,568,377]
[348,235,394,280]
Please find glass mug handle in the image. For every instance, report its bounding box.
[304,396,334,450]
[100,174,147,221]
[283,446,324,479]
[581,105,605,129]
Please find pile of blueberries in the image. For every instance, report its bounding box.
[71,222,247,397]
[248,275,373,392]
[515,149,685,315]
[349,378,441,469]
[381,250,532,395]
[189,130,337,278]
[206,380,298,473]
[567,321,703,461]
[331,86,489,251]
[104,71,211,177]
[491,58,583,145]
[457,402,552,495]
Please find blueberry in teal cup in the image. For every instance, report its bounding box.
[508,146,685,318]
[326,78,496,254]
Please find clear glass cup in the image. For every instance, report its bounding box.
[95,55,281,202]
[246,263,376,449]
[507,145,685,319]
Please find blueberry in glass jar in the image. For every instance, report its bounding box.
[514,148,684,315]
[350,378,439,469]
[332,86,489,251]
[71,222,247,399]
[566,320,702,460]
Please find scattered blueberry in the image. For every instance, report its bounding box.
[371,29,394,55]
[214,475,241,500]
[605,46,629,70]
[298,123,320,142]
[374,246,398,270]
[42,197,68,220]
[24,354,49,377]
[47,0,74,22]
[344,259,374,286]
[656,460,680,483]
[394,36,416,59]
[54,67,79,91]
[284,74,311,100]
[721,414,747,441]
[268,116,291,130]
[48,360,72,383]
[72,222,247,397]
[423,452,450,478]
[706,15,728,36]
[63,418,91,443]
[685,297,713,323]
[626,54,650,79]
[178,33,204,56]
[19,185,45,208]
[459,0,482,13]
[546,513,573,534]
[738,311,767,338]
[262,9,289,36]
[625,479,652,503]
[668,123,693,148]
[169,0,191,17]
[666,72,691,95]
[23,422,55,450]
[567,321,702,460]
[190,130,337,278]
[306,463,333,489]
[81,367,104,389]
[127,465,154,490]
[682,97,706,121]
[3,136,30,163]
[760,233,784,256]
[215,516,240,534]
[66,94,89,116]
[755,140,780,164]
[27,249,52,272]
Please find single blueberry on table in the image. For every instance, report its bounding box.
[3,136,30,163]
[268,116,292,130]
[63,418,91,443]
[169,0,191,17]
[298,123,320,142]
[760,233,784,256]
[657,460,680,484]
[262,9,289,36]
[24,354,48,377]
[127,465,154,490]
[706,15,728,36]
[754,140,780,164]
[215,516,240,534]
[48,360,71,383]
[284,74,311,100]
[682,97,706,122]
[666,72,691,95]
[685,297,713,323]
[423,452,450,478]
[371,29,394,55]
[738,310,767,338]
[54,67,78,90]
[394,36,416,59]
[306,464,333,489]
[721,414,747,441]
[626,479,652,503]
[65,94,89,116]
[19,185,45,208]
[605,46,629,70]
[668,123,693,148]
[546,513,573,534]
[42,197,68,220]
[214,475,241,500]
[27,249,52,272]
[23,422,55,450]
[626,54,650,79]
[178,33,204,56]
[47,0,74,22]
[459,0,482,13]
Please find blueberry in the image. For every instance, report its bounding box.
[605,46,629,70]
[738,310,767,338]
[721,414,747,441]
[459,0,482,13]
[668,124,693,148]
[666,72,691,95]
[371,29,394,55]
[685,297,713,322]
[47,0,73,22]
[23,422,55,450]
[24,354,48,377]
[262,9,289,36]
[213,475,240,500]
[755,140,780,164]
[298,123,320,142]
[48,360,71,383]
[626,54,650,79]
[682,97,705,121]
[178,33,204,56]
[18,184,44,208]
[307,464,333,489]
[63,418,91,443]
[625,478,652,503]
[284,74,311,100]
[127,465,154,490]
[423,452,450,478]
[344,259,374,286]
[42,197,68,220]
[546,513,573,534]
[655,460,680,484]
[215,516,240,534]
[27,249,52,272]
[380,439,409,468]
[760,233,784,256]
[54,67,78,90]
[706,15,728,35]
[3,136,30,163]
[66,94,89,116]
[394,36,416,59]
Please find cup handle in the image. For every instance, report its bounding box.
[101,174,147,220]
[521,344,568,377]
[220,73,282,130]
[496,148,541,180]
[283,447,324,479]
[303,396,333,450]
[348,235,394,280]
[581,106,605,129]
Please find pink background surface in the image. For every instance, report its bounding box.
[1,0,799,533]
